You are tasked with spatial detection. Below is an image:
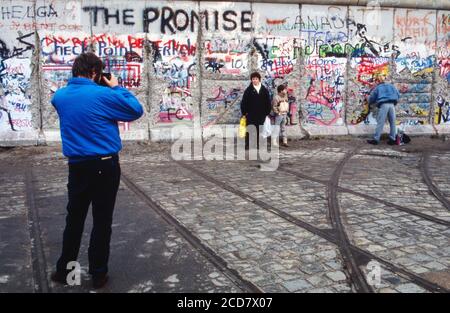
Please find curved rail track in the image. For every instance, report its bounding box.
[21,148,450,293]
[172,150,449,293]
[420,152,450,211]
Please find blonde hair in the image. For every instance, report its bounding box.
[374,73,387,83]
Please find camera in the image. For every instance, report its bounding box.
[97,73,112,87]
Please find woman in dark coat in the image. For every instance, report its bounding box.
[241,72,272,149]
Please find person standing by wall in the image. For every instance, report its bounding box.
[271,84,289,147]
[241,72,272,149]
[50,52,143,289]
[367,74,400,145]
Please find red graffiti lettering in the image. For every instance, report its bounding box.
[266,18,287,25]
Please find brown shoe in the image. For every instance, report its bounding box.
[92,274,109,289]
[50,271,69,285]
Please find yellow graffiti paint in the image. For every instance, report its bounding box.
[413,67,433,77]
[411,106,428,116]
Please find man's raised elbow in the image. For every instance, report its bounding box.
[131,99,144,118]
[134,105,144,119]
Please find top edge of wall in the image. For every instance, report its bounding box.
[169,0,450,10]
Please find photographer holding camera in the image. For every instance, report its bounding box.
[50,52,143,289]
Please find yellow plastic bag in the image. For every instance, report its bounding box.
[239,116,247,138]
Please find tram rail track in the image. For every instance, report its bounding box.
[326,146,372,293]
[420,152,450,211]
[18,146,450,293]
[172,155,448,293]
[24,166,50,293]
[278,166,450,227]
[23,160,260,293]
[121,173,263,293]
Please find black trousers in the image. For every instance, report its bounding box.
[245,122,262,149]
[56,155,120,276]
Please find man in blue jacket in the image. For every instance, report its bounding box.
[367,75,400,145]
[50,52,143,289]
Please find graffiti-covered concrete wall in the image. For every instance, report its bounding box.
[0,0,449,144]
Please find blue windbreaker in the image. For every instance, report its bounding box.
[51,77,143,162]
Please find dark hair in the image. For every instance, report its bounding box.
[250,72,261,81]
[277,84,286,93]
[72,52,103,79]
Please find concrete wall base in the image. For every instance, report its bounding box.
[150,125,203,142]
[45,128,149,142]
[5,124,448,146]
[303,125,349,136]
[203,125,238,139]
[0,130,39,146]
[201,124,311,140]
[285,126,308,139]
[434,125,450,135]
[119,129,148,141]
[400,125,437,136]
[347,125,377,136]
[348,124,438,137]
[43,130,62,142]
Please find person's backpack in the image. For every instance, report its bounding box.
[397,131,411,145]
[401,132,411,144]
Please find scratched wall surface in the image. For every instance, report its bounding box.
[147,1,199,129]
[392,9,436,128]
[300,5,347,126]
[199,1,249,128]
[253,3,301,127]
[347,6,394,126]
[435,10,450,126]
[0,0,38,141]
[0,1,449,144]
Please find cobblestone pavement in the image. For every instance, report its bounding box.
[0,137,449,293]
